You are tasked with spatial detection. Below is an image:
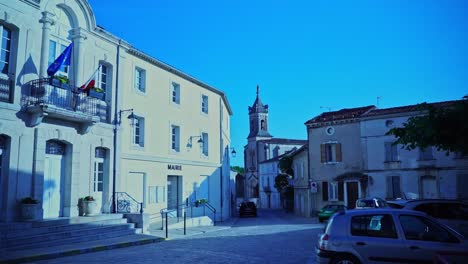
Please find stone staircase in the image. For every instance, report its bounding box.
[0,214,164,263]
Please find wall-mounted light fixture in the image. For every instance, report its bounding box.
[187,135,203,148]
[230,147,237,157]
[118,108,135,126]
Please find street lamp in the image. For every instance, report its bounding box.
[187,135,204,148]
[118,108,135,126]
[230,148,237,157]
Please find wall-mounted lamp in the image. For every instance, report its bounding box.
[230,148,237,157]
[187,135,203,148]
[118,108,135,126]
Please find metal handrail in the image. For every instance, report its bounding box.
[114,192,143,214]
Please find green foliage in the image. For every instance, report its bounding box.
[278,156,294,175]
[230,166,245,174]
[21,197,39,204]
[83,196,95,201]
[274,173,290,193]
[386,100,468,155]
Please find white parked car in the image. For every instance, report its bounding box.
[316,209,468,264]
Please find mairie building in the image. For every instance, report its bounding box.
[0,0,232,223]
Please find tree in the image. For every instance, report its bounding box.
[386,99,468,155]
[230,166,245,174]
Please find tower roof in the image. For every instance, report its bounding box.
[248,85,269,114]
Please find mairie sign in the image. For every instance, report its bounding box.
[168,164,182,171]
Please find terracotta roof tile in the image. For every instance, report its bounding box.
[305,105,376,124]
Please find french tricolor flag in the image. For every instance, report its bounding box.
[80,65,101,93]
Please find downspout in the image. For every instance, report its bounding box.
[112,40,122,213]
[219,97,223,222]
[306,125,312,217]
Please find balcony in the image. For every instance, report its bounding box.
[22,78,109,134]
[0,77,13,103]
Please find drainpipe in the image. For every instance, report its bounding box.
[306,126,312,217]
[112,40,122,213]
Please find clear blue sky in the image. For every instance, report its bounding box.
[88,0,468,167]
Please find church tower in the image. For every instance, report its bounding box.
[248,85,272,140]
[244,85,272,201]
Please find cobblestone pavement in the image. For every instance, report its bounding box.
[28,209,325,264]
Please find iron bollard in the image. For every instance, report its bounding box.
[165,212,168,239]
[184,211,186,235]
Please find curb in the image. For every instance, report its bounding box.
[0,237,165,264]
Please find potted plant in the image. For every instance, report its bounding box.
[87,87,105,100]
[82,196,98,216]
[20,197,40,220]
[194,198,208,207]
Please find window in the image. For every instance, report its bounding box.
[0,136,6,186]
[399,215,458,243]
[328,182,338,201]
[98,64,109,99]
[386,176,401,199]
[385,142,399,162]
[148,186,165,204]
[419,147,433,160]
[320,142,342,163]
[132,116,144,147]
[171,125,180,152]
[172,82,180,104]
[0,25,11,74]
[201,132,208,156]
[135,67,145,92]
[93,148,106,192]
[48,40,70,77]
[201,94,208,114]
[351,214,398,239]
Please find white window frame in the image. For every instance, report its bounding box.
[0,25,12,75]
[134,67,146,93]
[328,182,338,201]
[171,125,180,152]
[201,132,208,156]
[172,82,180,104]
[201,94,208,114]
[93,158,104,192]
[132,116,145,147]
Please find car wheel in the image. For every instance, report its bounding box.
[331,255,360,264]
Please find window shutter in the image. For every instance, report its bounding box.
[322,181,329,201]
[336,143,342,162]
[320,144,326,163]
[386,176,392,199]
[338,182,344,201]
[392,143,398,161]
[385,142,391,162]
[393,176,401,198]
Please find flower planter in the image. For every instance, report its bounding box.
[83,201,98,216]
[21,203,40,220]
[88,89,105,100]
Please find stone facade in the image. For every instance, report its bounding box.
[0,0,232,222]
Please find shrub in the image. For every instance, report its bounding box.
[83,196,95,201]
[21,197,39,204]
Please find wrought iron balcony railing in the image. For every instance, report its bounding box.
[22,78,109,128]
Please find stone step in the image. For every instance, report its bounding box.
[0,234,165,263]
[5,223,135,249]
[4,218,128,239]
[7,226,138,251]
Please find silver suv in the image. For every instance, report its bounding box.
[316,209,468,264]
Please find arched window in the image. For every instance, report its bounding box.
[0,25,12,75]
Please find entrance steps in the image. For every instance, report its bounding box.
[0,214,164,263]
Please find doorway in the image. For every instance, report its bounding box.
[346,181,359,209]
[167,175,182,216]
[43,152,64,218]
[421,176,437,199]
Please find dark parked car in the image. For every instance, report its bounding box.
[318,204,346,222]
[239,201,257,217]
[355,197,389,209]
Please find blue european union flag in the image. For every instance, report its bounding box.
[47,42,73,77]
